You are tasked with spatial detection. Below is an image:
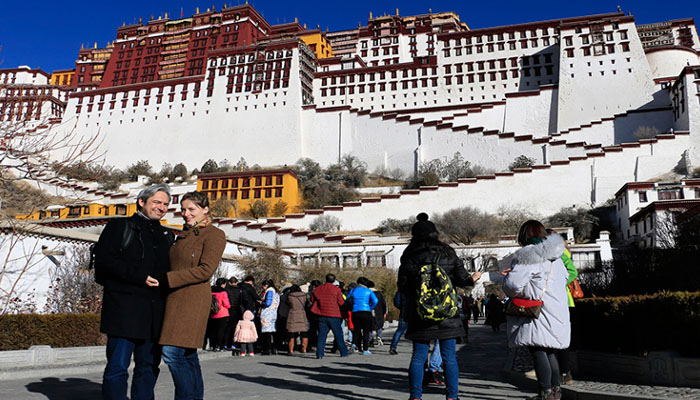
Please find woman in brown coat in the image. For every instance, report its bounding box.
[285,285,309,354]
[159,191,226,400]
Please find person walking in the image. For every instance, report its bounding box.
[369,281,387,347]
[286,284,309,355]
[158,191,226,400]
[346,277,378,355]
[259,279,280,355]
[389,291,407,355]
[398,212,481,400]
[310,274,349,359]
[502,220,570,400]
[485,294,505,332]
[94,184,174,400]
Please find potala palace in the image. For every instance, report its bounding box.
[3,5,700,309]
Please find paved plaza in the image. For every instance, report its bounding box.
[3,324,532,400]
[3,323,699,400]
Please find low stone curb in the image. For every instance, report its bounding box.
[502,368,681,400]
[0,348,234,381]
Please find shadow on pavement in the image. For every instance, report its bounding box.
[220,372,390,400]
[25,377,101,400]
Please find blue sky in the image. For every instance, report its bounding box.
[1,0,698,72]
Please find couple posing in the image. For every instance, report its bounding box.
[94,184,226,400]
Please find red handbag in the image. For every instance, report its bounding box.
[568,279,584,299]
[505,260,553,319]
[505,298,544,318]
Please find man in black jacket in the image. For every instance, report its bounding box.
[224,277,243,349]
[238,275,261,313]
[94,184,173,400]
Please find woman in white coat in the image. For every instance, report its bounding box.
[503,220,570,400]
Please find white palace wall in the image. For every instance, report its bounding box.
[61,49,307,169]
[646,48,700,80]
[503,87,557,136]
[556,20,657,131]
[302,104,598,174]
[275,133,690,231]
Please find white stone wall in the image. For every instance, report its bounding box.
[0,233,92,313]
[61,47,307,169]
[557,21,657,131]
[682,69,700,164]
[275,133,690,231]
[646,48,700,80]
[503,88,557,136]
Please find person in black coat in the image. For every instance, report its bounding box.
[94,184,173,400]
[398,213,481,400]
[238,275,261,313]
[224,277,243,350]
[368,281,387,346]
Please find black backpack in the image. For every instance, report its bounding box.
[416,257,459,322]
[210,295,220,314]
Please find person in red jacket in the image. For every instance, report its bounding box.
[310,274,349,359]
[209,278,231,351]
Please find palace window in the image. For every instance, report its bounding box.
[638,191,648,202]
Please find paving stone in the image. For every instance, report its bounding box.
[2,323,699,399]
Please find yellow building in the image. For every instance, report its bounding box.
[50,69,75,86]
[300,30,335,59]
[17,202,137,221]
[197,168,301,217]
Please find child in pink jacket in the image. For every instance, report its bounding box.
[234,310,258,356]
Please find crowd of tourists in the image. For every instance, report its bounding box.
[94,183,576,400]
[203,273,391,358]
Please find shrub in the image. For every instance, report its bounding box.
[293,157,360,209]
[309,215,341,232]
[375,217,414,235]
[210,198,237,218]
[270,200,288,217]
[508,155,536,170]
[0,313,104,350]
[573,291,700,357]
[125,160,153,181]
[578,247,700,297]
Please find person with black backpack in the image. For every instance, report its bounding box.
[398,213,481,400]
[93,184,174,400]
[224,277,243,352]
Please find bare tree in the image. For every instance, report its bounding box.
[496,205,539,236]
[1,105,102,186]
[237,245,292,288]
[210,198,237,218]
[434,207,494,245]
[43,244,102,314]
[309,215,341,232]
[0,221,45,314]
[655,211,679,249]
[242,200,269,219]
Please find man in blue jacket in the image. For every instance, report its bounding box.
[346,276,378,354]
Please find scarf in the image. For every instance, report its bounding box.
[184,214,211,236]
